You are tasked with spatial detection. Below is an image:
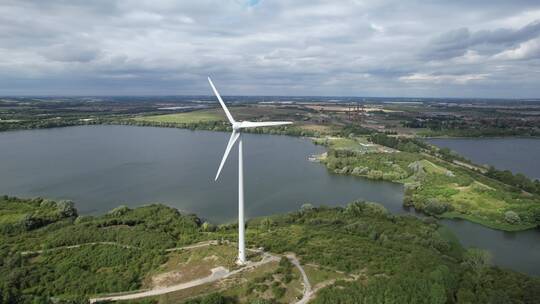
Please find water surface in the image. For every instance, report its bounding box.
[0,126,403,222]
[441,219,540,275]
[428,138,540,180]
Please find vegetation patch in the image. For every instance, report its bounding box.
[322,137,540,231]
[146,245,238,288]
[2,197,540,303]
[134,110,225,124]
[303,264,347,286]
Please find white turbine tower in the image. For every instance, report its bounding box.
[209,77,292,265]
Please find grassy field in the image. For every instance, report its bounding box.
[130,106,343,139]
[303,264,347,286]
[134,110,225,124]
[132,105,317,125]
[313,136,382,153]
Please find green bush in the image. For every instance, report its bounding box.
[271,284,286,299]
[504,211,521,224]
[424,199,451,215]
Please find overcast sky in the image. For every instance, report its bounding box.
[1,0,540,97]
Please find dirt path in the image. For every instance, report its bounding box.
[89,250,279,303]
[164,240,218,252]
[20,240,221,256]
[89,267,229,303]
[286,254,312,304]
[20,242,138,256]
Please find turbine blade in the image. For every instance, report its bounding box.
[239,121,292,128]
[215,130,240,181]
[208,77,235,124]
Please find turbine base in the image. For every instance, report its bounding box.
[236,258,247,266]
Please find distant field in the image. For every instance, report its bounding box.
[298,124,336,135]
[134,110,225,124]
[132,105,314,126]
[314,136,383,153]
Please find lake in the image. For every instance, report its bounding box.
[0,126,539,276]
[427,138,540,180]
[0,126,404,222]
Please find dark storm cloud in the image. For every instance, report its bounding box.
[0,0,540,97]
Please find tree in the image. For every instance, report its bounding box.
[504,211,520,224]
[463,248,491,277]
[456,288,476,304]
[429,283,447,304]
[425,199,450,215]
[40,199,56,208]
[250,300,274,304]
[57,200,78,218]
[200,293,225,304]
[533,209,540,226]
[202,222,216,232]
[108,205,130,217]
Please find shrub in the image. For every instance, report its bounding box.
[463,248,491,274]
[300,203,314,212]
[57,200,78,218]
[202,222,216,232]
[424,199,451,215]
[250,300,274,304]
[108,205,131,217]
[346,201,389,217]
[40,199,56,208]
[271,284,286,299]
[74,216,93,225]
[367,170,384,180]
[504,211,520,224]
[21,214,41,231]
[200,293,225,304]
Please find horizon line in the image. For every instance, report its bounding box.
[1,94,540,101]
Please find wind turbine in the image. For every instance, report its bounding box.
[208,77,292,265]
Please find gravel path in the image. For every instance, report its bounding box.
[287,254,312,304]
[89,251,279,303]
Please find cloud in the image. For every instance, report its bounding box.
[399,73,489,84]
[0,0,539,97]
[41,43,102,63]
[493,37,540,60]
[423,20,540,60]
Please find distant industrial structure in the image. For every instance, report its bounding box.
[347,102,366,121]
